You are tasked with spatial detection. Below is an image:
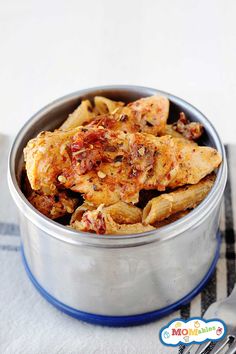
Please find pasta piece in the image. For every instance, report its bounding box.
[153,210,190,228]
[94,96,125,114]
[60,100,96,130]
[71,201,142,225]
[98,201,141,224]
[142,174,215,225]
[70,201,96,223]
[70,204,154,235]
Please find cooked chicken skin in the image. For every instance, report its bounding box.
[24,126,222,206]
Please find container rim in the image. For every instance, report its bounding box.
[8,85,227,247]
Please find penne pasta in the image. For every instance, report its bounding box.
[153,210,190,228]
[71,201,142,226]
[142,174,215,225]
[70,201,96,223]
[94,96,124,114]
[60,100,96,130]
[71,204,154,235]
[104,201,142,224]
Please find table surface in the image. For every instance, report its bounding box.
[1,0,236,143]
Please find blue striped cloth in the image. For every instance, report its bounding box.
[1,135,235,354]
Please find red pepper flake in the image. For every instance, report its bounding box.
[71,129,108,174]
[104,145,117,152]
[95,212,106,234]
[90,116,116,129]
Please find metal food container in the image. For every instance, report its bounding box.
[8,86,227,326]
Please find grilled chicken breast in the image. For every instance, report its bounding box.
[24,126,221,206]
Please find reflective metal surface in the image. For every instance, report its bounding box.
[8,86,227,316]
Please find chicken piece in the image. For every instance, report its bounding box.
[24,129,79,194]
[22,170,78,219]
[70,204,154,235]
[24,126,222,206]
[163,124,196,145]
[167,139,219,188]
[88,95,169,136]
[28,190,78,219]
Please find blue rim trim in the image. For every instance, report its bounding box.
[21,231,221,327]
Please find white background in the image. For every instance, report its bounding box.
[1,0,236,143]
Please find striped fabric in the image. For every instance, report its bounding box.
[0,135,235,354]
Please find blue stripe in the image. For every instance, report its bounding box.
[0,245,20,252]
[0,222,20,236]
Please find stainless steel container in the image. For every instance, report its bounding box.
[8,86,227,326]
